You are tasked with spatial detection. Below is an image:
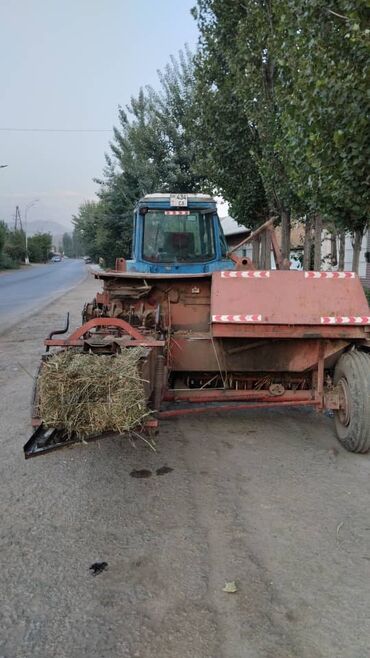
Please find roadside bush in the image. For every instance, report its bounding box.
[4,229,26,262]
[28,233,52,263]
[0,221,7,253]
[0,252,19,269]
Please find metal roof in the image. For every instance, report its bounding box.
[220,215,250,236]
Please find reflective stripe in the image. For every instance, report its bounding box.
[321,316,370,324]
[212,314,262,323]
[164,210,190,216]
[221,271,270,278]
[305,271,355,279]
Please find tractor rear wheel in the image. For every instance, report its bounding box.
[333,350,370,453]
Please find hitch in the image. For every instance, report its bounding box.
[45,312,70,352]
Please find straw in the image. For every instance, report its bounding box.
[38,348,150,438]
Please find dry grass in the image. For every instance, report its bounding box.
[38,348,150,438]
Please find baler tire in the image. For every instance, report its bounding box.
[333,350,370,453]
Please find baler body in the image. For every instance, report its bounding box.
[26,193,370,456]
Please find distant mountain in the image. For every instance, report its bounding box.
[27,220,72,238]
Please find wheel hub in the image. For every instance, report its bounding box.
[337,377,351,426]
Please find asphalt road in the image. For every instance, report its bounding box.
[0,259,87,333]
[1,277,370,658]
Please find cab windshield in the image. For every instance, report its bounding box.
[142,210,215,262]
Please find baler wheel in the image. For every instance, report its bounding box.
[334,350,370,453]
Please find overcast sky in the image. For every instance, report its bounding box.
[0,0,198,229]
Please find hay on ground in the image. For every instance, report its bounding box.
[38,348,149,438]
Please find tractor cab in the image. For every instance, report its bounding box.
[127,193,234,274]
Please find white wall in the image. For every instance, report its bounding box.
[344,233,367,276]
[322,229,367,274]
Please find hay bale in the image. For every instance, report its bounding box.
[38,348,149,438]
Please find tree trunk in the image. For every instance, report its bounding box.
[338,231,345,270]
[351,228,363,273]
[281,208,291,262]
[252,236,260,268]
[260,231,266,269]
[303,215,313,271]
[264,229,271,269]
[330,232,337,268]
[313,214,323,271]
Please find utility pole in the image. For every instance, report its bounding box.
[24,199,39,265]
[14,205,23,231]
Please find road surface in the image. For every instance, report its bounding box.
[0,259,87,333]
[1,277,370,658]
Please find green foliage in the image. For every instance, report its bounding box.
[0,220,7,254]
[61,230,83,258]
[62,233,74,257]
[274,1,369,225]
[193,22,268,226]
[71,229,83,258]
[74,48,204,267]
[4,229,26,262]
[73,9,369,265]
[149,46,207,192]
[0,252,19,269]
[0,222,20,268]
[28,233,52,263]
[73,200,132,266]
[193,0,297,226]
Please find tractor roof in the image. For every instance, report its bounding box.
[140,193,215,202]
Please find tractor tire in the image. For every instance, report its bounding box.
[333,350,370,453]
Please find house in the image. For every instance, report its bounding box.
[355,230,369,289]
[220,215,303,268]
[221,215,370,282]
[220,215,252,259]
[362,230,370,289]
[321,228,369,286]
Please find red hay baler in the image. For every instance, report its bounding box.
[25,194,370,457]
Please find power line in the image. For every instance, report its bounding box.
[0,127,112,133]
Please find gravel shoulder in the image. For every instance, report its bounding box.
[1,275,370,658]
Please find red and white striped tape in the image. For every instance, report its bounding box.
[212,314,262,323]
[212,314,370,324]
[305,271,355,279]
[321,316,370,325]
[164,210,190,215]
[221,270,270,278]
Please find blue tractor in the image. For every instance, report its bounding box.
[126,193,236,274]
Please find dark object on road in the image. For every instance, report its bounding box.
[83,256,92,264]
[156,466,173,476]
[89,561,108,576]
[28,192,370,457]
[130,469,152,478]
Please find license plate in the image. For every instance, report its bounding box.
[170,193,188,207]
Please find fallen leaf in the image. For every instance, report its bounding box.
[336,521,344,537]
[223,581,238,593]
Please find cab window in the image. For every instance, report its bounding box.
[143,211,215,262]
